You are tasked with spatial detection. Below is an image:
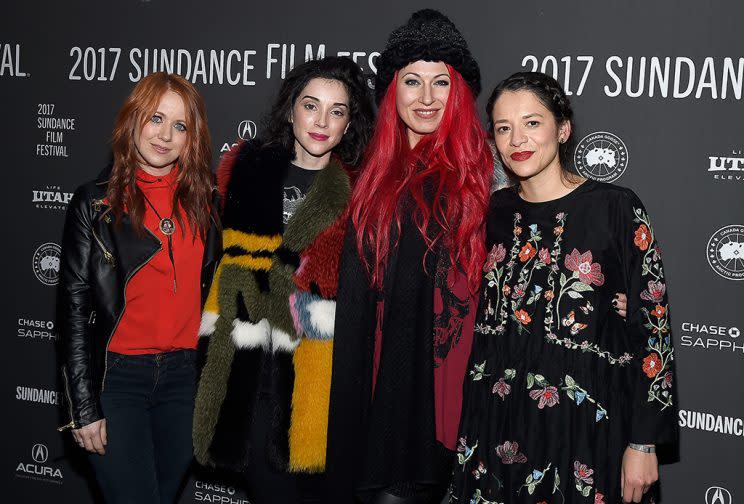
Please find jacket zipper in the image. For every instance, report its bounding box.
[57,367,77,431]
[90,227,116,267]
[100,227,161,393]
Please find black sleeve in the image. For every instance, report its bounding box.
[619,190,679,447]
[58,186,102,428]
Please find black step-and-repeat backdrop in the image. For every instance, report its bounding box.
[3,1,742,503]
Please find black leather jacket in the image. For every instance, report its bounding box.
[57,171,222,429]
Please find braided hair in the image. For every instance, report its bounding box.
[486,71,576,172]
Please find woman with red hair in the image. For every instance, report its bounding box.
[58,72,220,503]
[325,10,498,504]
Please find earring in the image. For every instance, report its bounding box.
[559,138,565,144]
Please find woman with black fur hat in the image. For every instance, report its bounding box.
[192,56,374,503]
[325,9,501,504]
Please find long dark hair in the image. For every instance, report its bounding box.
[260,56,374,166]
[486,71,577,173]
[108,72,213,238]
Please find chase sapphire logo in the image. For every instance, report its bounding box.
[707,225,744,281]
[574,131,628,182]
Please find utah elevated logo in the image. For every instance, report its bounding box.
[574,131,628,182]
[707,225,744,281]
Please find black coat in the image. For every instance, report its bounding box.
[57,170,221,430]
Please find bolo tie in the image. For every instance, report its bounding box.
[139,187,178,293]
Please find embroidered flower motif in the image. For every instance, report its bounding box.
[472,461,487,480]
[512,283,527,299]
[554,225,564,236]
[640,280,666,303]
[502,284,511,296]
[483,243,507,272]
[493,378,512,399]
[661,371,673,389]
[515,309,532,325]
[544,289,555,301]
[595,491,605,504]
[556,212,566,220]
[573,461,594,484]
[538,247,551,265]
[634,224,651,250]
[514,226,523,236]
[529,386,560,409]
[651,305,666,318]
[564,249,605,286]
[519,243,537,262]
[642,353,662,378]
[495,440,527,464]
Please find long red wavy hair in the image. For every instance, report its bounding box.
[350,65,492,293]
[108,72,213,239]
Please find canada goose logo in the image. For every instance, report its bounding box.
[706,486,732,504]
[32,242,61,286]
[707,225,744,281]
[574,131,628,182]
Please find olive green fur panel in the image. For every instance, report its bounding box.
[282,160,351,253]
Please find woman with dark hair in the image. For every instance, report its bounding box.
[58,71,221,503]
[192,56,374,504]
[451,72,678,504]
[324,9,496,504]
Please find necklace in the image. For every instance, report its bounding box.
[140,189,178,293]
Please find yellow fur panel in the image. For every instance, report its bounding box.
[223,229,282,252]
[220,254,273,271]
[203,262,224,314]
[288,338,333,473]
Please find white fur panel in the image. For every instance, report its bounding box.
[198,311,219,337]
[231,318,271,349]
[272,327,300,353]
[308,299,336,338]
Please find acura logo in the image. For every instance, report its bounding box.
[706,486,733,504]
[31,443,48,463]
[237,120,257,140]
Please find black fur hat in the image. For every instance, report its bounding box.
[374,9,481,103]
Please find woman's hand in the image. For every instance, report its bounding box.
[621,445,658,503]
[614,292,628,319]
[72,418,107,455]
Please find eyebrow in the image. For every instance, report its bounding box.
[300,95,349,107]
[401,72,450,79]
[154,110,187,123]
[493,112,545,124]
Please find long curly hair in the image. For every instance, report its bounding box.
[108,72,213,239]
[350,65,492,292]
[259,56,374,167]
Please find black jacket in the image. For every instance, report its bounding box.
[57,170,221,429]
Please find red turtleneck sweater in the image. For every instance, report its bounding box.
[109,167,205,354]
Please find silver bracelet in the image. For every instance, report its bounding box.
[628,443,656,453]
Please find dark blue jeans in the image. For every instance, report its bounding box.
[89,350,197,504]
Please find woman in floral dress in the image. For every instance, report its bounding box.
[451,72,678,504]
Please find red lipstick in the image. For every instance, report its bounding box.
[510,151,533,161]
[309,133,329,141]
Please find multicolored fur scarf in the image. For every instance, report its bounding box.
[193,141,350,473]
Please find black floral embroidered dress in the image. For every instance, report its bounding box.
[451,181,678,504]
